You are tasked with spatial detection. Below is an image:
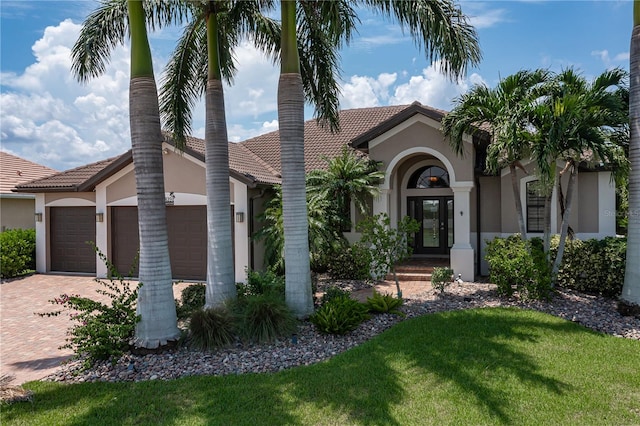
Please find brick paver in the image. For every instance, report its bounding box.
[0,274,188,385]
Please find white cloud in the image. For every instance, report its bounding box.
[227,120,279,142]
[339,62,485,111]
[592,49,630,68]
[462,2,508,29]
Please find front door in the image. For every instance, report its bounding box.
[408,196,454,255]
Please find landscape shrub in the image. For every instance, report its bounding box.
[327,245,372,281]
[38,250,140,367]
[0,228,36,278]
[553,236,626,297]
[310,296,370,335]
[431,267,454,294]
[235,294,297,343]
[320,285,352,305]
[236,269,285,299]
[366,289,404,317]
[189,307,236,350]
[176,283,205,320]
[485,235,551,300]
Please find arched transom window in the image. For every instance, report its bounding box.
[408,165,450,188]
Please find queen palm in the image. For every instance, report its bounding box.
[442,69,550,240]
[531,68,628,283]
[71,0,188,347]
[622,1,640,306]
[278,0,481,317]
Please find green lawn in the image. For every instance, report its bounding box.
[3,307,639,425]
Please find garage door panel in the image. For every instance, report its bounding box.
[50,207,96,273]
[111,206,206,280]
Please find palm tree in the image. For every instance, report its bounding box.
[278,0,481,317]
[71,0,187,347]
[442,69,549,240]
[160,1,280,308]
[531,68,628,283]
[621,0,640,306]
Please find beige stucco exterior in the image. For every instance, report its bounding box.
[0,196,36,231]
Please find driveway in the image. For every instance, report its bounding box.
[0,274,188,385]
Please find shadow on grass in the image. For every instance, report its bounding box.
[6,308,589,425]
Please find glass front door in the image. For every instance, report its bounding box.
[408,196,454,255]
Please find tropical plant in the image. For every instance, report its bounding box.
[71,0,186,347]
[306,147,384,231]
[0,228,35,278]
[431,266,454,294]
[442,69,550,240]
[310,295,370,335]
[530,68,629,284]
[176,283,206,320]
[366,289,404,317]
[622,0,640,306]
[356,213,420,298]
[160,1,282,308]
[188,307,236,350]
[276,0,481,318]
[235,293,297,343]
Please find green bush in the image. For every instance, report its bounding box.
[327,245,372,280]
[553,236,626,297]
[0,228,36,278]
[235,294,297,343]
[236,269,285,299]
[431,267,454,294]
[320,285,352,305]
[310,296,370,335]
[38,250,140,367]
[189,307,236,350]
[176,283,206,320]
[485,235,551,301]
[366,289,404,317]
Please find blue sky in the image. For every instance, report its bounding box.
[0,1,632,171]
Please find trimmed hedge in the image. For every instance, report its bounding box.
[552,236,626,297]
[0,228,36,278]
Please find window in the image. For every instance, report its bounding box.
[408,166,449,188]
[526,181,545,233]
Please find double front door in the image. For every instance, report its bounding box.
[407,196,454,255]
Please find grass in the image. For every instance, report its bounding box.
[3,307,639,425]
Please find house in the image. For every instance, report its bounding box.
[1,152,57,231]
[14,102,617,281]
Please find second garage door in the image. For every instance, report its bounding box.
[50,207,97,273]
[111,206,207,280]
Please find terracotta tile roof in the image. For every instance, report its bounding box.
[15,103,461,192]
[14,153,130,193]
[240,104,412,173]
[1,152,57,195]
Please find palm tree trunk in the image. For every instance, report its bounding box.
[510,164,527,240]
[204,9,236,308]
[128,0,179,348]
[552,162,577,283]
[279,0,313,318]
[622,2,640,305]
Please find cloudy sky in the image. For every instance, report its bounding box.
[0,1,632,171]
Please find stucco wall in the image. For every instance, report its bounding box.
[577,171,599,233]
[45,192,95,204]
[471,176,501,233]
[0,197,35,230]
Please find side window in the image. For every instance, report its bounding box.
[526,181,545,233]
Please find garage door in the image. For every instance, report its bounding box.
[50,207,96,273]
[111,206,207,280]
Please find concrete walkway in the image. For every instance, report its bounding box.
[0,274,188,385]
[1,274,432,385]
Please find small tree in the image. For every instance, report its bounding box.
[356,213,420,298]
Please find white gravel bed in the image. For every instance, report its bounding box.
[45,281,640,384]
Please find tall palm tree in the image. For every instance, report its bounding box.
[621,0,640,306]
[531,68,628,283]
[160,1,279,308]
[278,0,481,317]
[71,0,187,347]
[442,69,549,240]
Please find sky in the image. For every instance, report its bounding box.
[0,0,633,171]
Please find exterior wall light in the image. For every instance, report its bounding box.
[35,213,43,222]
[236,212,244,223]
[96,213,104,223]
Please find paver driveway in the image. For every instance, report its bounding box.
[0,274,188,385]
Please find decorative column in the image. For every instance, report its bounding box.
[95,185,108,277]
[373,188,390,218]
[35,194,46,273]
[233,180,249,283]
[450,183,475,281]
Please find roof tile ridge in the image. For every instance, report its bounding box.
[235,142,281,177]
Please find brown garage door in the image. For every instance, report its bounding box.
[111,206,207,280]
[50,207,96,273]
